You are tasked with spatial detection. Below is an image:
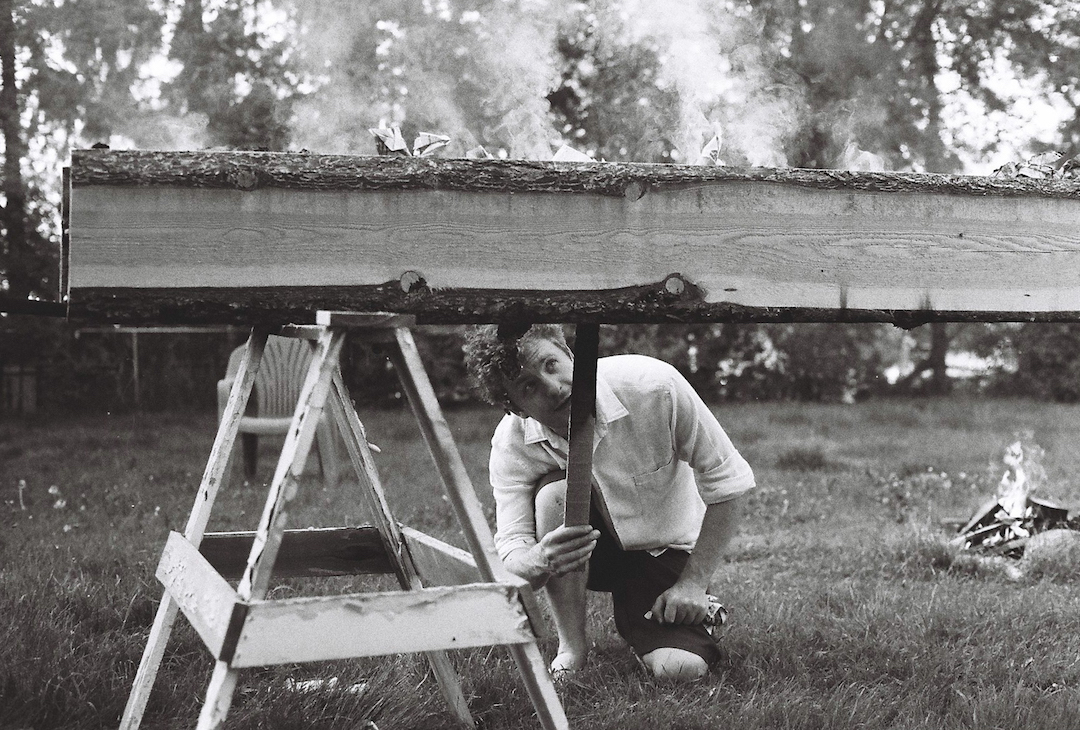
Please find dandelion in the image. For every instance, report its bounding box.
[53,498,67,510]
[63,524,73,533]
[47,485,60,496]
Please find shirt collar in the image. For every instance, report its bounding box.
[521,372,629,445]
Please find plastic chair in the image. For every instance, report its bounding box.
[217,335,340,481]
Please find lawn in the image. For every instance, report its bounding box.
[3,397,1080,729]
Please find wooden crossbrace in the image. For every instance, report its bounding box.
[119,314,567,730]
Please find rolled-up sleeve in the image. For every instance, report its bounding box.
[489,417,560,560]
[669,372,755,504]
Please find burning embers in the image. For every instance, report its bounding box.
[953,440,1077,559]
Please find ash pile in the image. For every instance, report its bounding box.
[953,440,1079,559]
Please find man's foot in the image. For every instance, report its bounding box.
[640,647,708,680]
[549,649,587,677]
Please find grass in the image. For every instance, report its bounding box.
[3,397,1080,729]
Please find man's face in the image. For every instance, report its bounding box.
[504,337,574,437]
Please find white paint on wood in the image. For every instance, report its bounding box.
[229,583,534,667]
[155,531,239,658]
[70,183,1080,313]
[197,661,240,730]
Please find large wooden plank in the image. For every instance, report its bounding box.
[229,583,534,667]
[155,531,241,660]
[66,150,1080,325]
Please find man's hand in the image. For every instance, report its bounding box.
[526,524,599,583]
[648,579,713,625]
[646,496,742,624]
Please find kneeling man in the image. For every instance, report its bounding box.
[462,325,755,680]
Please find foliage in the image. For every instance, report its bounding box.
[164,0,299,150]
[547,0,1080,171]
[601,323,902,403]
[1009,323,1080,402]
[749,0,1080,170]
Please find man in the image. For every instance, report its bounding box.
[462,324,754,680]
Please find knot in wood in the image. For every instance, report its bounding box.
[229,167,259,191]
[623,180,647,201]
[663,275,686,296]
[399,270,426,294]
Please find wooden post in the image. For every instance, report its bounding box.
[564,323,600,527]
[197,328,344,729]
[131,330,140,410]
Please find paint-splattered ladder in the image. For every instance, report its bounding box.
[119,312,567,730]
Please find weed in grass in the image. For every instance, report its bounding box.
[775,444,831,471]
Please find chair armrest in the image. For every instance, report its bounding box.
[217,379,233,423]
[237,416,293,435]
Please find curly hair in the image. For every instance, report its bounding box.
[461,324,570,412]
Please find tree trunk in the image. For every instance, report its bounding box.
[926,321,951,395]
[0,0,30,300]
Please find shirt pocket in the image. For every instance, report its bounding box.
[632,451,676,492]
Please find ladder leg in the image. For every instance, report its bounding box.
[387,328,567,728]
[328,373,474,726]
[118,596,180,730]
[190,329,343,728]
[510,643,570,730]
[197,661,239,730]
[120,329,269,730]
[238,328,344,600]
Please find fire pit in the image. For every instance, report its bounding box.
[953,440,1079,559]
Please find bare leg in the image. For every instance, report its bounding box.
[535,479,589,673]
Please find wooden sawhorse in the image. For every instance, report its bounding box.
[119,312,567,729]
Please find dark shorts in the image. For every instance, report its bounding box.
[585,505,721,664]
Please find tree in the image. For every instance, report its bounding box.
[1,0,166,301]
[164,0,298,151]
[1,0,33,299]
[1010,324,1080,401]
[758,0,1080,171]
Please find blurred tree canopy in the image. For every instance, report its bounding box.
[3,0,1080,412]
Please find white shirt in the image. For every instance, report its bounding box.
[489,354,755,560]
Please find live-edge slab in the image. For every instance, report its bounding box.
[66,150,1080,325]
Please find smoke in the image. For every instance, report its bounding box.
[289,0,567,159]
[113,111,212,151]
[286,0,803,165]
[612,0,800,166]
